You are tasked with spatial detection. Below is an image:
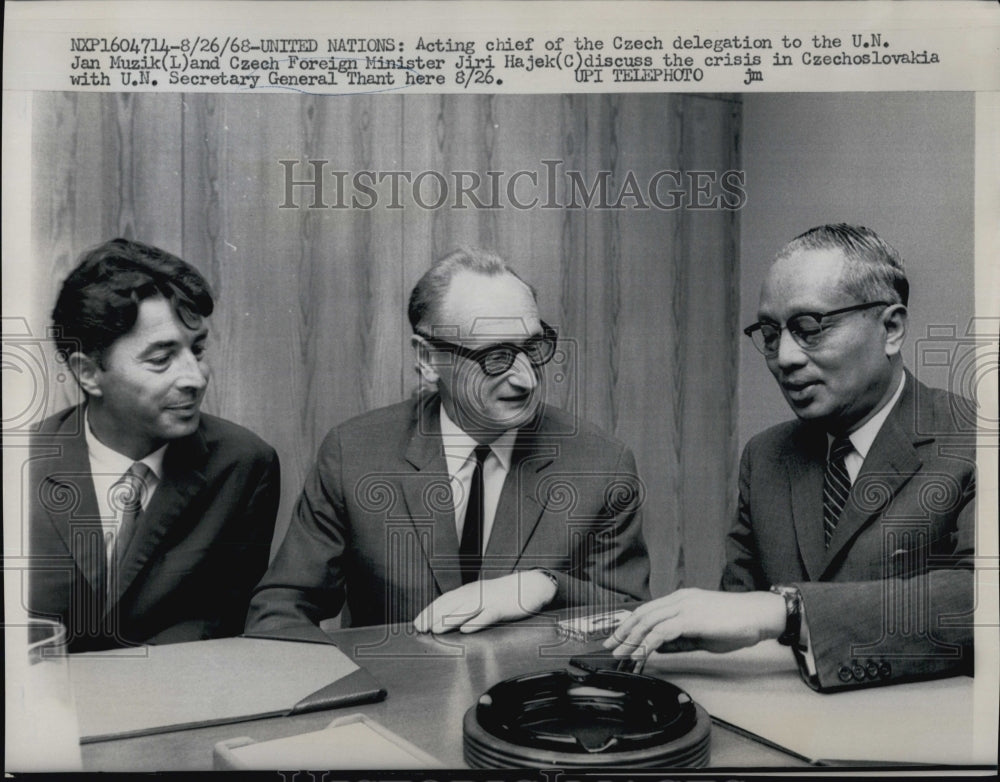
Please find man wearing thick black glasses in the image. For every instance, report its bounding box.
[605,224,974,691]
[247,248,649,638]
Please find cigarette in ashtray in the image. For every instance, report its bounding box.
[556,609,632,642]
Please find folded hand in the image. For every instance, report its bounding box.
[413,570,558,634]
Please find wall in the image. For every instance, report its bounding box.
[739,92,976,447]
[29,92,742,595]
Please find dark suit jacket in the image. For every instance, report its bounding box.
[245,394,649,634]
[28,405,280,652]
[722,374,975,691]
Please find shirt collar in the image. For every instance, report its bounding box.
[84,407,167,479]
[843,372,906,459]
[438,403,518,472]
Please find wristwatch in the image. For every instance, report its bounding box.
[769,584,802,646]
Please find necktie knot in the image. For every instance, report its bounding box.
[473,443,491,469]
[112,462,153,515]
[829,434,854,463]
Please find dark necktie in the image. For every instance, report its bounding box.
[822,435,854,547]
[108,462,152,592]
[459,444,491,585]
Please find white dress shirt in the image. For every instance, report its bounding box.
[85,409,165,564]
[438,405,518,554]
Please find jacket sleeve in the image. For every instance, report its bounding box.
[147,444,281,644]
[793,484,975,691]
[244,428,347,642]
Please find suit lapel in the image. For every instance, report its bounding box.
[821,381,924,576]
[109,430,208,606]
[786,425,828,581]
[482,433,555,576]
[399,398,463,595]
[42,409,106,596]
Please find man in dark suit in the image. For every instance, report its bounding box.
[246,248,649,637]
[28,239,280,652]
[606,224,974,691]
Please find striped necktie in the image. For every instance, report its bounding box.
[822,435,854,547]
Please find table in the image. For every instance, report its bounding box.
[76,615,975,771]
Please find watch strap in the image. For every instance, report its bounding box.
[770,584,802,646]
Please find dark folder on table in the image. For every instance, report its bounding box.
[70,636,386,743]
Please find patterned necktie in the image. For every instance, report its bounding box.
[822,435,854,547]
[459,445,491,585]
[108,462,153,592]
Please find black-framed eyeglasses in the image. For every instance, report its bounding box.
[743,301,890,357]
[419,321,558,376]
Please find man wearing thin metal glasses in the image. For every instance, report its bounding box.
[605,224,974,691]
[247,248,649,638]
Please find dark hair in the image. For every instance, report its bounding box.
[51,238,214,365]
[777,223,909,306]
[407,247,536,334]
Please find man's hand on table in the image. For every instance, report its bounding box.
[413,570,558,634]
[602,588,786,658]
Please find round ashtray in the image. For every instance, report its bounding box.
[463,669,711,768]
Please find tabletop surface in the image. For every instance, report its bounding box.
[75,614,977,771]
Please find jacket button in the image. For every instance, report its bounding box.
[838,666,853,682]
[879,662,892,678]
[866,660,880,679]
[852,664,866,681]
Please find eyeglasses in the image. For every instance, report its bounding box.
[420,322,558,376]
[743,302,889,357]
